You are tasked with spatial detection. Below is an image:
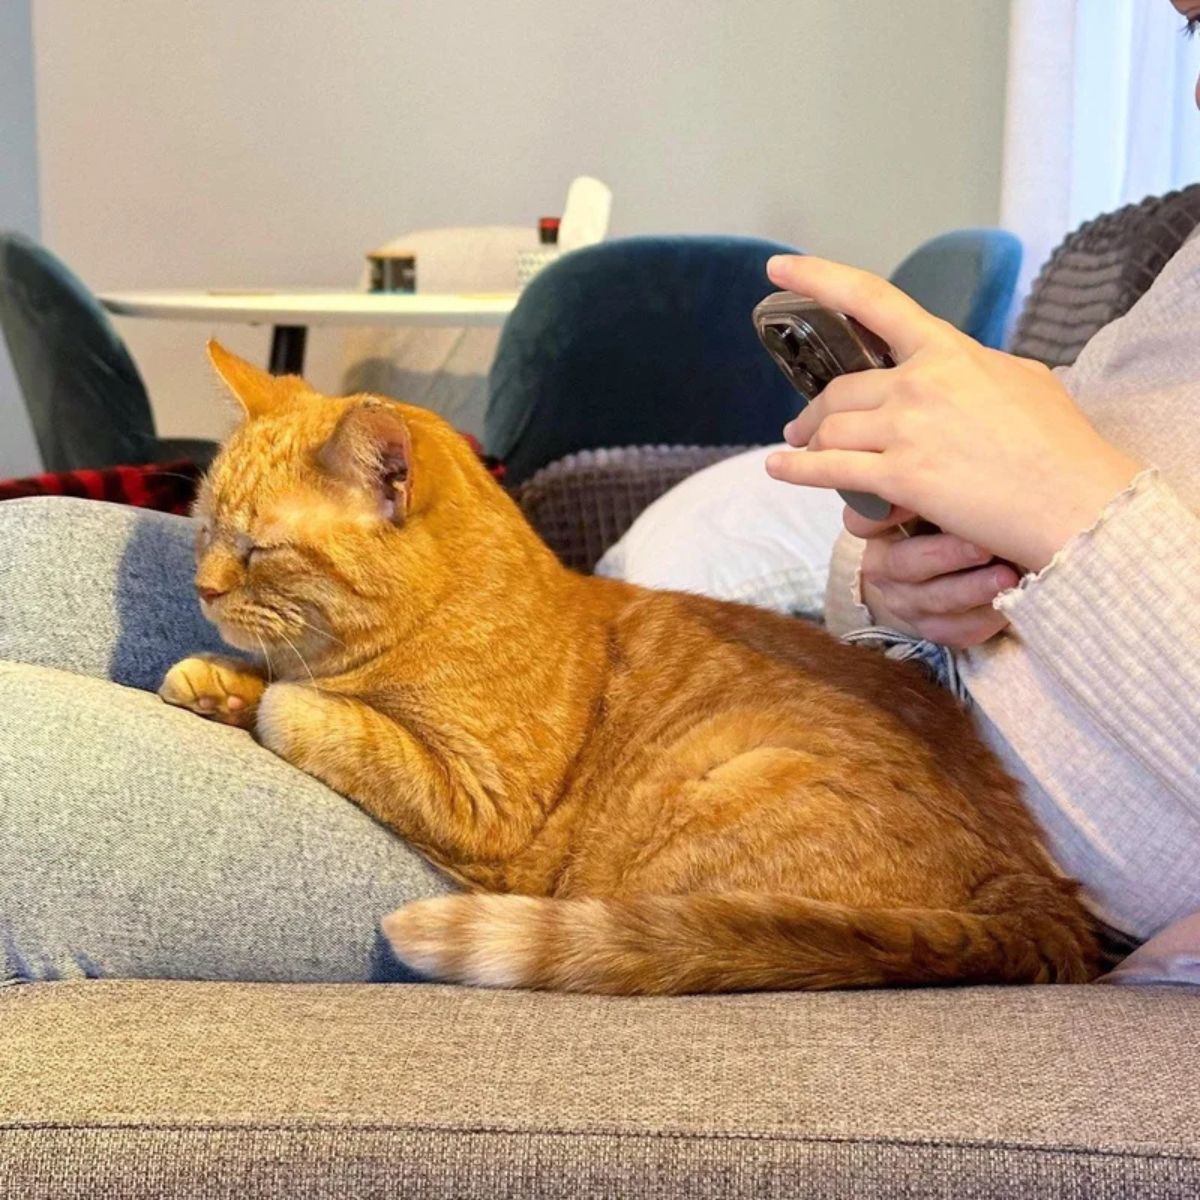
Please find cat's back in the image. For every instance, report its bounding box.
[591,578,981,754]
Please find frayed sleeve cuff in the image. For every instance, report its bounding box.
[996,468,1165,618]
[823,530,873,636]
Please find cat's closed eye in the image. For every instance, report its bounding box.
[231,533,285,565]
[246,543,291,565]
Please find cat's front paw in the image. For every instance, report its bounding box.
[159,654,266,729]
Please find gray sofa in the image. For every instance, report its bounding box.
[5,188,1200,1198]
[2,981,1197,1197]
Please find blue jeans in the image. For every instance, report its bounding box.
[0,497,449,986]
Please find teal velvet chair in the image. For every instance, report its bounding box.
[0,231,217,473]
[486,236,803,486]
[889,228,1022,352]
[486,230,1021,486]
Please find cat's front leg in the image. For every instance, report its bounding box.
[159,654,267,730]
[255,682,533,871]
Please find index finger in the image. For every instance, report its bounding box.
[766,255,954,362]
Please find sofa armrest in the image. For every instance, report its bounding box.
[514,445,751,572]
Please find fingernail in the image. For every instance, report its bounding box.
[766,453,784,475]
[767,255,786,275]
[966,543,989,562]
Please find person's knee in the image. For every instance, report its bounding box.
[0,496,197,597]
[0,494,94,547]
[0,494,193,542]
[0,498,210,688]
[0,494,72,521]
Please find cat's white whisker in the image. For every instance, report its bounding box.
[277,629,316,685]
[295,615,346,648]
[255,632,275,685]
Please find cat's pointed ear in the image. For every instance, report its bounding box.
[207,339,297,420]
[318,400,413,525]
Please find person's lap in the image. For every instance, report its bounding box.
[0,497,450,986]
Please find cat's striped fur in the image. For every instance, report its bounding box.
[160,343,1099,994]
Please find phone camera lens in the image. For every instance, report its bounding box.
[763,327,788,357]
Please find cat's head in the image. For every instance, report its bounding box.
[191,341,495,670]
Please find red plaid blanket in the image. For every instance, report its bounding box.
[0,460,203,515]
[0,435,505,517]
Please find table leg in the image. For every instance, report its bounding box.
[269,325,308,375]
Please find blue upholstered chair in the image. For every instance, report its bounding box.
[889,228,1022,351]
[486,236,802,486]
[0,231,217,473]
[487,230,1021,487]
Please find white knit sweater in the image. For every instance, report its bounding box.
[824,231,1200,941]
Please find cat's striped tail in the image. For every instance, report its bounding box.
[380,880,1098,994]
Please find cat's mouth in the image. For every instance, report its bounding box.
[210,597,334,674]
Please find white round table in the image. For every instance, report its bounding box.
[98,288,518,374]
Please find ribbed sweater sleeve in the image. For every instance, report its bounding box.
[822,530,872,636]
[994,469,1200,809]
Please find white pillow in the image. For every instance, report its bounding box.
[595,444,846,618]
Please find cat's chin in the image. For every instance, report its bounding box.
[215,623,264,655]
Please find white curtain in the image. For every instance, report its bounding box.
[1001,0,1200,309]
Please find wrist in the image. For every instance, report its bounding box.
[1022,451,1142,572]
[860,579,919,637]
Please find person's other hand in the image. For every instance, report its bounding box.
[847,507,1019,647]
[762,256,1142,573]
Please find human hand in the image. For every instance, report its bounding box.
[848,507,1020,648]
[762,256,1142,572]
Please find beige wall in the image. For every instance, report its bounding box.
[0,0,42,476]
[32,0,1010,444]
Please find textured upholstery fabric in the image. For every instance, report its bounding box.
[0,232,217,472]
[1010,182,1200,367]
[2,980,1197,1198]
[516,445,749,571]
[888,229,1022,351]
[486,236,802,485]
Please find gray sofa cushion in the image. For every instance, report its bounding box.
[1,979,1197,1198]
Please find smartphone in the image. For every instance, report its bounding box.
[752,292,895,521]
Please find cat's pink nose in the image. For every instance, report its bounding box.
[197,585,227,605]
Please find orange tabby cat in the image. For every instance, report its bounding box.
[160,341,1098,994]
